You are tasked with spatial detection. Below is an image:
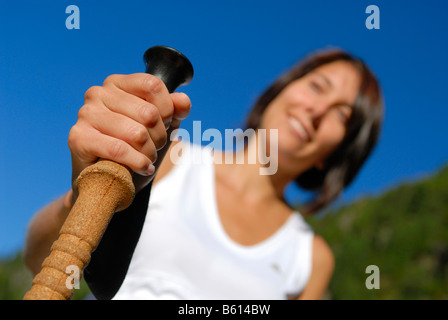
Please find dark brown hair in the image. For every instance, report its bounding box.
[245,48,384,215]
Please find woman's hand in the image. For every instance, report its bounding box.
[67,73,191,202]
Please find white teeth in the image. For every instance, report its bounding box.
[288,116,309,140]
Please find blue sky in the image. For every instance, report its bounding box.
[1,0,447,257]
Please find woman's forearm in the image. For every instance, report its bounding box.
[23,191,73,275]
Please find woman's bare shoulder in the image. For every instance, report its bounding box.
[296,234,335,300]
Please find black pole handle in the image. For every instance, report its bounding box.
[143,46,194,93]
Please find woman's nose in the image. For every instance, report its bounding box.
[305,99,331,129]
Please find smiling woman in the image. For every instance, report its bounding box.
[23,47,384,300]
[245,48,383,215]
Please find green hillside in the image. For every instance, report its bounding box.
[1,165,447,300]
[306,165,448,299]
[0,253,91,300]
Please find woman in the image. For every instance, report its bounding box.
[23,48,383,300]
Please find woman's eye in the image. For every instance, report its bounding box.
[310,81,323,93]
[338,110,348,122]
[337,107,351,124]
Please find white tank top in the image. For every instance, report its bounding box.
[113,143,314,300]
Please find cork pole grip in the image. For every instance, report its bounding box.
[23,160,135,300]
[23,46,193,300]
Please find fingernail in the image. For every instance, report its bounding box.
[164,117,172,130]
[144,164,155,176]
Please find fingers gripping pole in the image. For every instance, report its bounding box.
[23,46,193,300]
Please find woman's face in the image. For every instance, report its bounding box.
[259,60,361,176]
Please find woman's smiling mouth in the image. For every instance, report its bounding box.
[287,114,311,142]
